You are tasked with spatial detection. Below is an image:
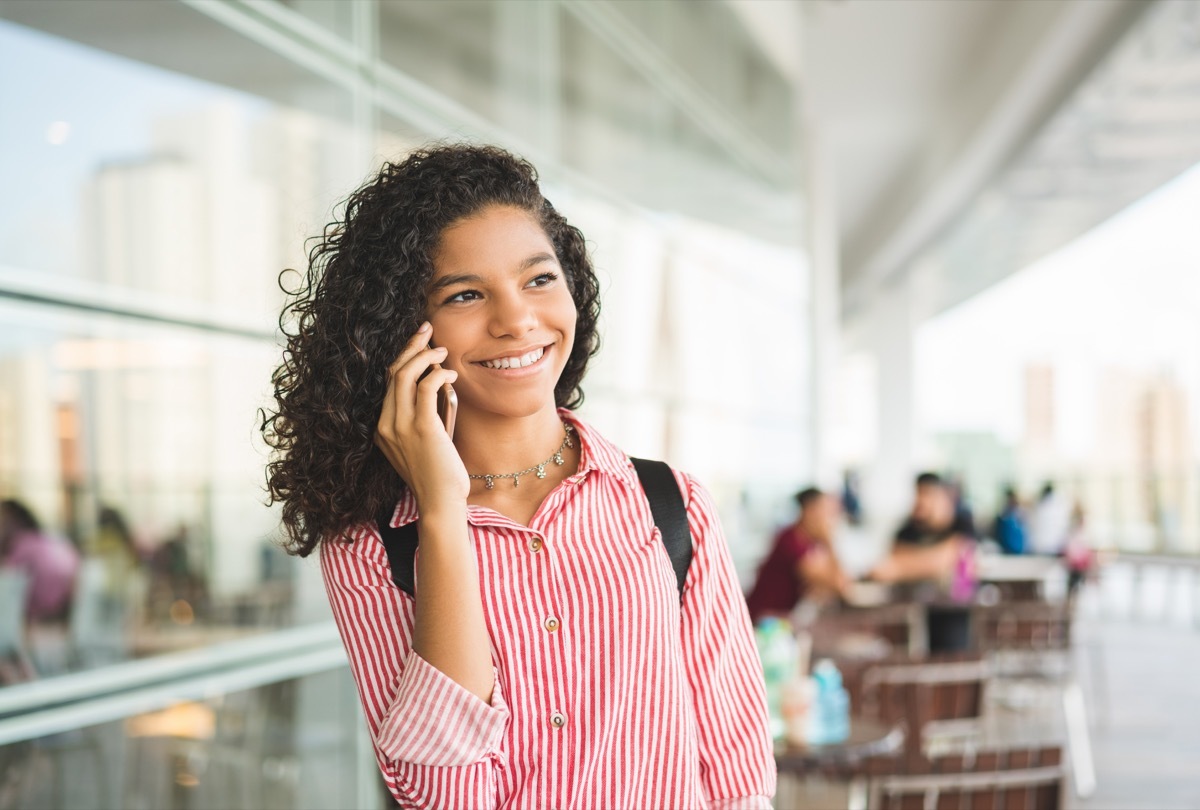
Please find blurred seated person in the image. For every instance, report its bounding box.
[869,472,976,585]
[1063,501,1095,596]
[869,473,976,652]
[94,505,145,600]
[992,486,1028,555]
[745,487,849,623]
[0,499,81,625]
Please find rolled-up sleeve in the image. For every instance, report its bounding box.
[380,651,508,765]
[677,474,777,809]
[320,524,508,808]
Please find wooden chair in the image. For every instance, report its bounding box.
[809,602,926,659]
[970,601,1095,798]
[857,654,990,768]
[869,745,1065,810]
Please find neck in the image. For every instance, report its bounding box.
[452,403,569,476]
[796,518,825,542]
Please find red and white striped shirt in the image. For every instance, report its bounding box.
[321,410,776,809]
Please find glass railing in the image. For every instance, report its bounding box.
[0,624,377,810]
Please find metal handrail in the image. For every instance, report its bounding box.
[0,621,342,721]
[0,644,347,747]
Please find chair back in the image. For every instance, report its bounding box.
[973,602,1073,652]
[810,603,924,657]
[870,745,1065,810]
[859,654,989,766]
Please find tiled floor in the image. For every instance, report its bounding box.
[1071,615,1200,810]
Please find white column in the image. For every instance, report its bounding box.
[802,121,841,491]
[863,277,918,534]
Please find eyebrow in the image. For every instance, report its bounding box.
[429,252,557,293]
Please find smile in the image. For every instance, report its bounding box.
[478,345,547,370]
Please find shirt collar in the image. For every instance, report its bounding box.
[387,408,637,529]
[560,408,639,491]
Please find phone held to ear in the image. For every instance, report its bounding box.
[427,335,458,439]
[437,380,458,440]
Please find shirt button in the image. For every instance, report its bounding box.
[529,537,544,553]
[544,616,560,632]
[550,712,566,729]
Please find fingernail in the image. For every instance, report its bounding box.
[417,322,431,333]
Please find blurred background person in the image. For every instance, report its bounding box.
[745,487,850,624]
[992,485,1028,556]
[840,470,863,528]
[869,473,977,652]
[1064,500,1096,597]
[1029,481,1071,556]
[0,499,80,627]
[869,472,976,585]
[94,505,143,601]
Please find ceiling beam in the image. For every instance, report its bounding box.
[840,0,1149,318]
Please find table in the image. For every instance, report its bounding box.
[975,555,1062,583]
[775,718,905,775]
[776,720,905,810]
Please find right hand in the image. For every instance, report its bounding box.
[374,323,469,511]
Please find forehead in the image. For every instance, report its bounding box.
[432,206,553,275]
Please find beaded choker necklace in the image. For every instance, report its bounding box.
[468,423,575,490]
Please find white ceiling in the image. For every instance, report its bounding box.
[729,0,1154,319]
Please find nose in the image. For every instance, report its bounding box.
[488,290,537,338]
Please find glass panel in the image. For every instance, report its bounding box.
[557,10,799,246]
[275,0,357,42]
[0,11,361,322]
[0,667,369,810]
[378,1,499,123]
[0,301,311,679]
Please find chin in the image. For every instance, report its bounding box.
[459,387,561,421]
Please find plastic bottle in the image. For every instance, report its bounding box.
[806,658,850,745]
[753,617,797,739]
[781,675,814,745]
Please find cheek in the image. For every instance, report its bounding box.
[554,291,579,340]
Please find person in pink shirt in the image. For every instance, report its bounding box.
[261,144,775,808]
[0,499,80,623]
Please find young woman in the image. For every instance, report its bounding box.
[263,144,774,809]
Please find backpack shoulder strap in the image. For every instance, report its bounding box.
[375,462,694,602]
[630,457,692,602]
[376,509,418,598]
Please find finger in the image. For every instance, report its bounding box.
[387,321,434,374]
[391,345,449,401]
[414,367,459,428]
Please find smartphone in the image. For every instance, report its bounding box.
[436,379,458,439]
[427,336,458,439]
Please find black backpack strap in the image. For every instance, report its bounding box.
[376,462,694,603]
[630,458,692,602]
[376,509,419,598]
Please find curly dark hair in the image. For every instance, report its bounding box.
[261,143,602,557]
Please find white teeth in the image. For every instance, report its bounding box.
[482,346,544,370]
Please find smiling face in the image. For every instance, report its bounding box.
[426,205,577,421]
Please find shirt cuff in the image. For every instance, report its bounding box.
[376,652,509,767]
